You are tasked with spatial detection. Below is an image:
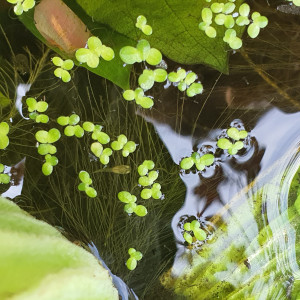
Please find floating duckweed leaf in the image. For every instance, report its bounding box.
[64,126,75,137]
[136,39,151,60]
[247,23,260,39]
[8,0,35,15]
[0,122,9,150]
[183,232,193,244]
[78,182,87,191]
[239,130,248,139]
[148,170,158,182]
[124,203,137,214]
[138,165,148,176]
[123,90,135,101]
[223,2,235,14]
[69,114,80,125]
[0,173,10,184]
[35,114,49,124]
[45,155,58,166]
[138,70,155,90]
[211,3,224,13]
[141,188,152,200]
[126,257,137,271]
[52,56,63,66]
[180,157,194,170]
[91,142,103,157]
[229,37,242,50]
[57,116,70,126]
[131,251,143,261]
[142,25,152,36]
[119,47,141,65]
[136,15,147,28]
[214,13,226,26]
[146,48,162,65]
[224,15,234,29]
[118,191,135,203]
[227,127,240,140]
[0,164,4,173]
[186,82,203,97]
[42,162,53,176]
[85,186,97,198]
[183,222,191,231]
[122,141,136,157]
[194,228,207,241]
[185,72,197,86]
[200,153,215,166]
[134,205,148,217]
[26,97,37,111]
[38,144,50,155]
[97,132,110,144]
[217,138,232,150]
[136,96,154,109]
[79,170,91,183]
[74,125,84,138]
[139,176,152,187]
[153,69,167,82]
[100,155,109,165]
[151,189,162,199]
[190,220,200,230]
[111,141,122,151]
[62,59,74,70]
[102,148,113,156]
[205,26,217,38]
[47,128,61,143]
[82,121,95,132]
[202,8,213,23]
[35,130,48,144]
[239,3,250,16]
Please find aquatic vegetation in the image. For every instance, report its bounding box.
[52,57,74,83]
[57,114,84,138]
[138,68,167,91]
[199,1,268,50]
[26,97,49,123]
[126,248,143,271]
[118,191,148,217]
[0,164,10,184]
[180,153,215,171]
[119,39,162,66]
[168,68,203,97]
[76,36,115,68]
[0,122,9,150]
[136,15,153,36]
[183,220,207,244]
[123,87,154,109]
[42,154,58,176]
[288,0,300,6]
[7,0,35,15]
[141,183,162,200]
[78,170,97,198]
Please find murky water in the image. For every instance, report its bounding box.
[1,1,300,299]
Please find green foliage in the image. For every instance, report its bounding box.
[119,39,162,66]
[183,220,207,244]
[118,191,148,217]
[7,0,35,15]
[75,0,246,72]
[138,68,167,90]
[26,97,49,123]
[126,248,143,271]
[0,164,10,184]
[78,170,97,198]
[0,196,119,299]
[180,153,215,171]
[52,56,74,83]
[0,122,9,150]
[123,87,154,109]
[75,36,115,68]
[247,12,268,39]
[136,15,152,36]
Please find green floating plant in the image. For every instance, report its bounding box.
[75,36,115,68]
[137,160,155,176]
[42,154,58,176]
[123,87,154,109]
[217,127,248,155]
[288,0,300,6]
[57,114,84,138]
[126,248,143,271]
[99,148,113,165]
[118,191,148,217]
[0,122,9,150]
[138,170,159,187]
[247,12,268,39]
[136,15,153,36]
[78,170,97,198]
[138,68,167,90]
[140,183,162,200]
[180,153,215,171]
[119,39,162,66]
[199,7,216,38]
[91,125,110,144]
[168,69,203,97]
[7,0,35,16]
[0,163,10,184]
[52,57,74,83]
[183,220,207,244]
[111,134,137,157]
[26,97,49,123]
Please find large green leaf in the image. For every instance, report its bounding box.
[75,0,244,73]
[0,196,118,300]
[19,0,133,89]
[161,157,300,299]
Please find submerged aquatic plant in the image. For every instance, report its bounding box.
[26,97,49,123]
[52,56,74,83]
[126,248,143,271]
[76,36,115,68]
[78,170,97,198]
[7,0,35,16]
[0,163,10,184]
[119,39,162,66]
[0,122,9,150]
[136,15,153,36]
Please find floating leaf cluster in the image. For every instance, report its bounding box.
[136,15,152,35]
[119,39,162,66]
[180,153,215,171]
[0,122,9,150]
[76,36,114,68]
[168,68,203,97]
[7,0,35,15]
[183,220,207,244]
[138,68,167,91]
[35,129,61,176]
[126,248,143,270]
[26,97,49,123]
[118,191,148,217]
[123,87,154,109]
[78,170,97,198]
[111,134,137,157]
[199,2,268,49]
[52,57,74,83]
[0,163,10,184]
[57,114,84,138]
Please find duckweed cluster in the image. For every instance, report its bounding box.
[138,68,167,91]
[52,57,74,83]
[78,170,97,198]
[57,114,84,138]
[35,128,61,175]
[136,15,153,36]
[199,2,268,49]
[180,125,249,172]
[123,87,154,109]
[0,122,9,150]
[26,97,49,123]
[0,163,10,184]
[7,0,35,15]
[168,68,203,97]
[126,248,143,270]
[183,220,207,244]
[118,191,148,217]
[75,36,115,68]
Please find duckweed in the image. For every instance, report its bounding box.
[0,163,10,184]
[136,15,153,35]
[52,56,74,83]
[183,220,207,244]
[123,87,154,109]
[0,122,9,150]
[7,0,35,15]
[78,170,97,198]
[126,248,143,270]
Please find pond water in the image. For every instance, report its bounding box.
[1,1,300,299]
